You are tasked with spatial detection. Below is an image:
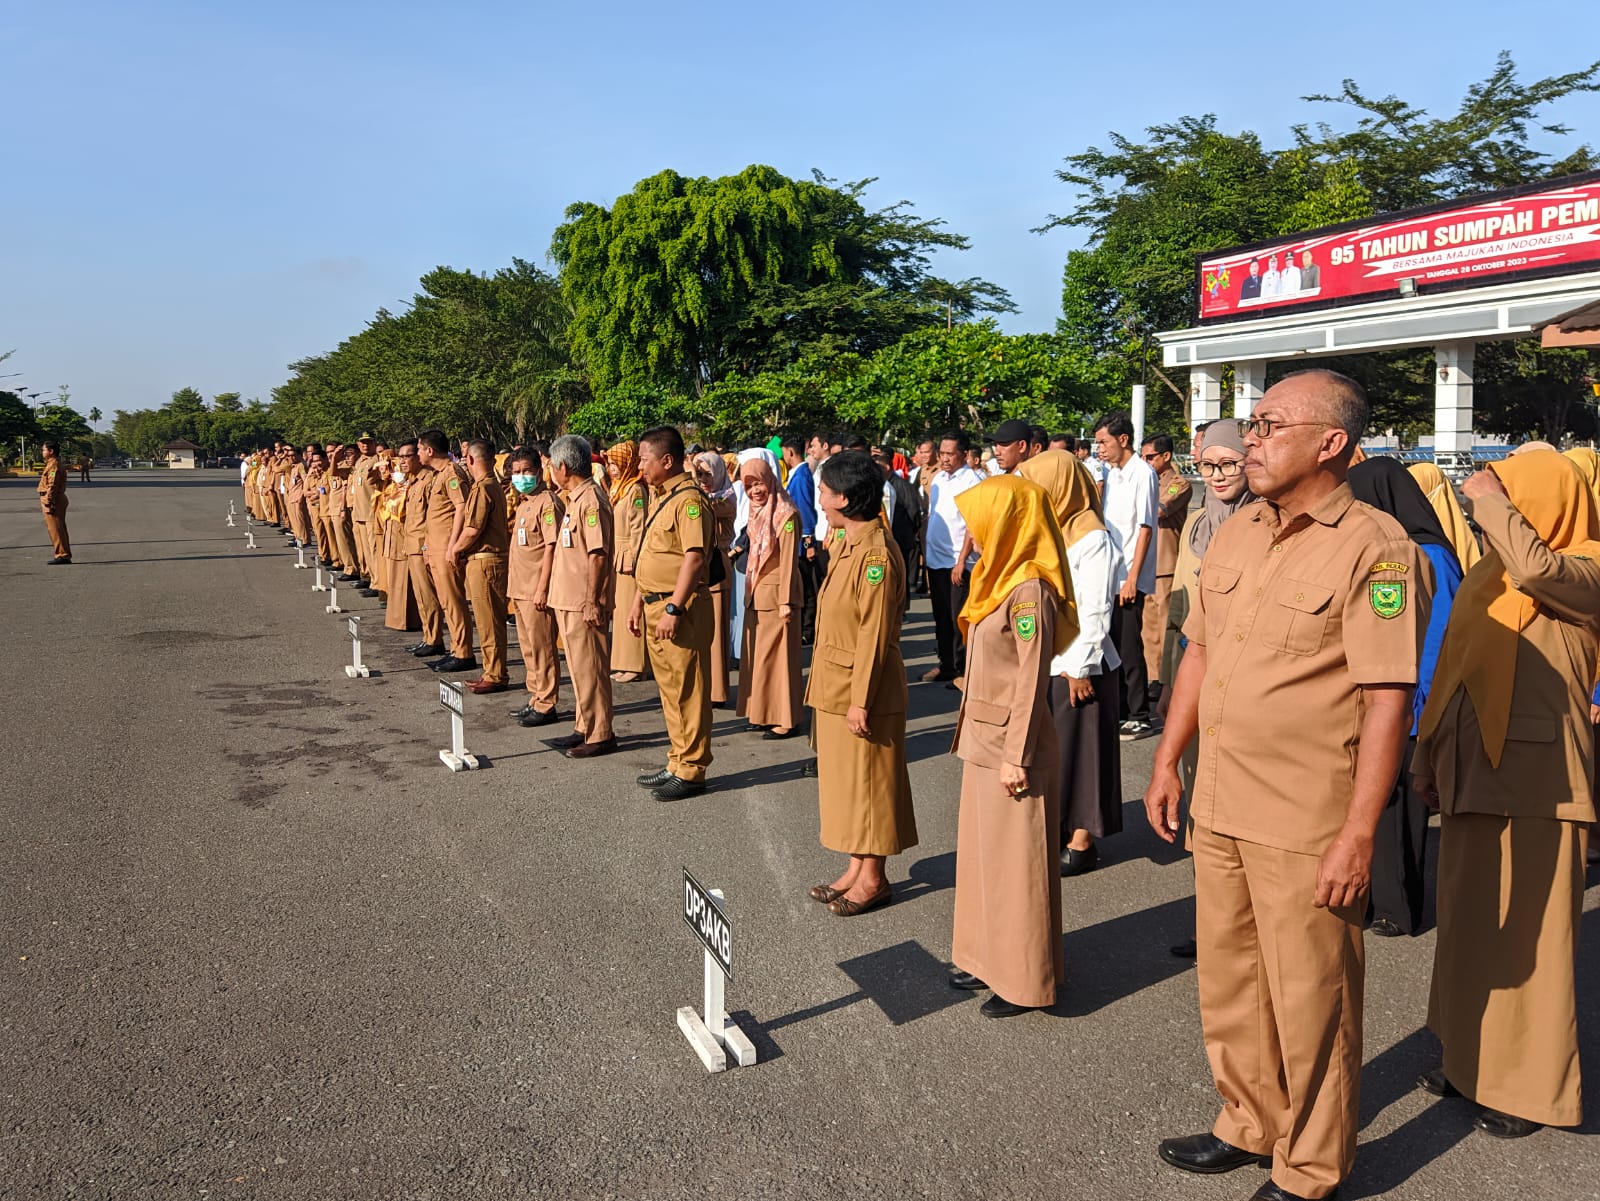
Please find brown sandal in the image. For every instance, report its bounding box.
[809,883,846,904]
[828,888,893,917]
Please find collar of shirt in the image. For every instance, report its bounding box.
[653,471,693,496]
[1255,482,1356,539]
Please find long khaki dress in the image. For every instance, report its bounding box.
[1416,492,1600,1127]
[706,494,737,704]
[381,487,419,632]
[737,508,803,729]
[611,480,650,674]
[805,521,916,856]
[951,578,1062,1009]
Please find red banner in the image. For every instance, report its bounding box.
[1196,173,1600,323]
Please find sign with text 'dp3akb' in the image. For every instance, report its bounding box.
[683,868,732,980]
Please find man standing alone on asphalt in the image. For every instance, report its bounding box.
[1140,433,1193,702]
[1143,370,1427,1201]
[923,431,983,685]
[38,441,71,564]
[1094,413,1160,739]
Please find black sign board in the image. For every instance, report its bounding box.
[682,868,732,980]
[439,680,465,718]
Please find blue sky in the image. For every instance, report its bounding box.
[3,1,1596,425]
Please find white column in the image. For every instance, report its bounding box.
[1434,341,1475,475]
[1131,385,1147,449]
[1190,364,1223,433]
[1233,360,1266,418]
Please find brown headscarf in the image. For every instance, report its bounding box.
[605,441,639,505]
[1187,418,1256,559]
[738,455,798,583]
[1015,449,1105,548]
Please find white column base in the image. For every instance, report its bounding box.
[439,749,480,772]
[677,1006,727,1073]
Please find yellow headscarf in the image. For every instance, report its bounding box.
[1418,451,1600,767]
[953,475,1077,656]
[1563,448,1600,511]
[1015,449,1105,548]
[1407,461,1482,572]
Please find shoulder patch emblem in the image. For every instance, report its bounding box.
[1369,580,1406,619]
[634,497,645,508]
[1368,561,1408,575]
[865,564,885,586]
[448,477,459,490]
[543,510,555,524]
[1015,613,1037,642]
[586,512,598,526]
[1167,484,1182,495]
[783,519,794,533]
[686,503,700,519]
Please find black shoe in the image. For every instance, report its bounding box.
[410,642,445,657]
[651,776,706,802]
[1157,1132,1271,1175]
[358,588,380,598]
[508,703,533,719]
[1416,1067,1461,1098]
[1369,917,1405,937]
[519,707,559,728]
[1119,718,1156,741]
[762,728,797,740]
[1474,1109,1541,1139]
[637,769,673,788]
[1251,1184,1331,1201]
[550,732,585,750]
[337,573,360,583]
[1060,843,1099,877]
[742,723,771,734]
[979,995,1040,1019]
[565,737,618,759]
[949,971,988,992]
[431,656,478,673]
[1169,939,1198,960]
[47,556,72,565]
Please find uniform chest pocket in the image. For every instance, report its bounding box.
[1199,564,1242,636]
[1264,578,1335,656]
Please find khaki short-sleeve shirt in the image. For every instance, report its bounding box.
[635,473,712,595]
[426,461,470,551]
[462,476,510,558]
[1182,483,1430,855]
[550,480,614,611]
[508,490,562,600]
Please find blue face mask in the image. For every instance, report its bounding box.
[511,473,538,495]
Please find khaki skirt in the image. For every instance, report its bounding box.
[814,709,917,857]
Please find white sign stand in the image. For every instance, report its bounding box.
[438,681,479,772]
[325,584,344,614]
[245,528,257,550]
[226,511,236,527]
[295,544,311,570]
[311,560,329,592]
[677,879,756,1073]
[229,500,237,516]
[344,616,370,678]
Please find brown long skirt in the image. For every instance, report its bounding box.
[708,582,731,703]
[1429,812,1585,1126]
[611,572,648,674]
[814,709,917,857]
[952,760,1063,1009]
[385,553,419,631]
[737,604,802,730]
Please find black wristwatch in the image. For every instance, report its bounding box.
[665,601,685,617]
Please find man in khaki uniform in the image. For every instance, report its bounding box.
[1140,432,1192,690]
[348,432,378,591]
[397,442,444,657]
[629,425,714,800]
[450,439,511,694]
[547,434,617,757]
[418,429,475,673]
[38,441,71,564]
[506,447,564,727]
[1143,370,1429,1201]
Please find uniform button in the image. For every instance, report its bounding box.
[1295,592,1305,602]
[1206,727,1216,737]
[1216,678,1226,688]
[1254,587,1262,596]
[1235,632,1245,641]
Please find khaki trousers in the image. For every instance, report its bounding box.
[1142,573,1173,684]
[333,514,356,576]
[513,598,560,712]
[350,518,370,579]
[465,555,509,683]
[555,607,613,742]
[1193,823,1363,1200]
[428,553,472,659]
[407,554,443,646]
[643,593,713,783]
[43,509,70,559]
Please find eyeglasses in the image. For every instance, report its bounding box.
[1141,451,1163,461]
[1243,417,1333,439]
[1197,460,1245,478]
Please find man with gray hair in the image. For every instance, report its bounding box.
[546,433,618,758]
[1144,368,1431,1201]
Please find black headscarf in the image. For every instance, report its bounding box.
[1348,457,1455,556]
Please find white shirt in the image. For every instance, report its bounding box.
[1051,528,1121,679]
[1102,455,1159,596]
[1078,455,1108,487]
[1261,268,1281,298]
[1281,264,1302,295]
[925,466,983,569]
[813,462,895,542]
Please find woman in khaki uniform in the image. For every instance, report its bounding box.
[805,452,916,916]
[948,474,1077,1017]
[736,455,803,737]
[694,452,737,707]
[1408,461,1481,573]
[380,465,419,632]
[606,441,651,682]
[1413,451,1600,1138]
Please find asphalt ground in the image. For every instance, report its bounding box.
[3,471,1598,1201]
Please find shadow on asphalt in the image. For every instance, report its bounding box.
[1056,895,1196,1017]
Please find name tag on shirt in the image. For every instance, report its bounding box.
[517,526,528,547]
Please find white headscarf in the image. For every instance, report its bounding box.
[733,448,778,537]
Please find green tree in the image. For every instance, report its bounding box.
[34,403,94,454]
[211,392,242,412]
[0,390,41,452]
[552,165,1012,398]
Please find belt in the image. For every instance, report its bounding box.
[469,550,506,561]
[642,592,671,604]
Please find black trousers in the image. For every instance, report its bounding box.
[927,568,969,676]
[1370,741,1427,933]
[797,551,818,643]
[1110,593,1150,722]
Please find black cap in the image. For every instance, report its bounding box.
[988,419,1032,445]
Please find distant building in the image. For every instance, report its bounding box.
[163,439,202,469]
